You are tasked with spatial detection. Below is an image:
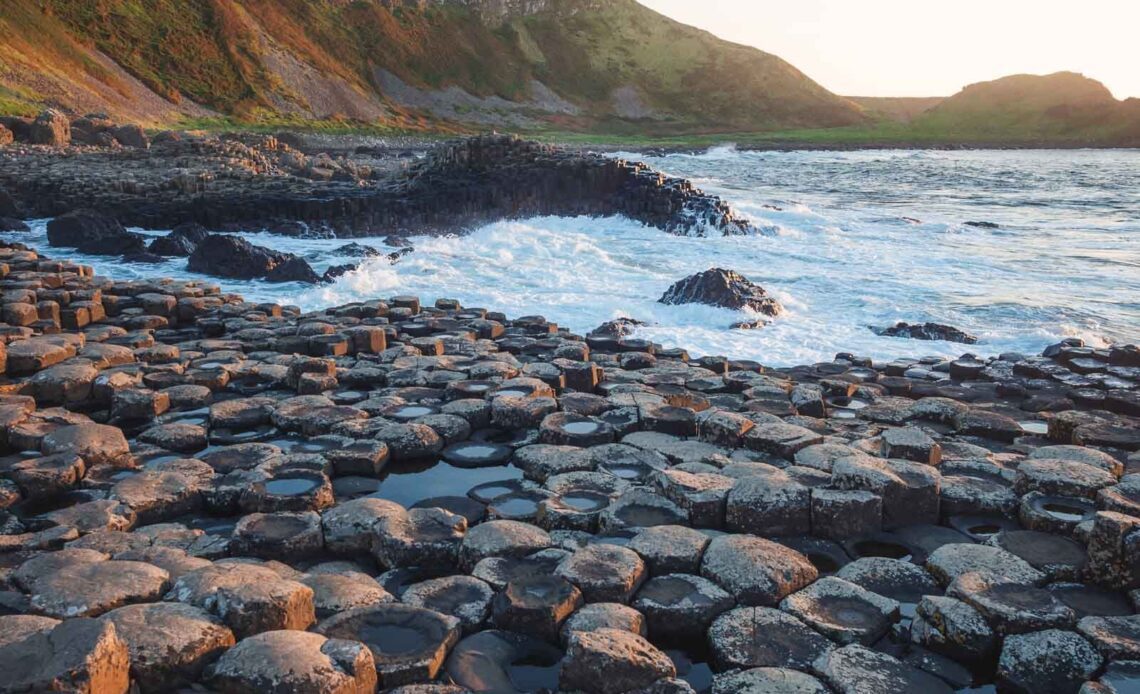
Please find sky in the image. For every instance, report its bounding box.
[637,0,1140,99]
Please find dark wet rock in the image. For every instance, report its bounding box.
[266,256,323,283]
[316,603,461,688]
[0,617,130,694]
[187,234,317,283]
[335,242,382,258]
[658,268,783,316]
[559,627,676,694]
[207,629,376,694]
[46,209,146,256]
[148,222,210,257]
[997,629,1102,694]
[708,606,833,671]
[700,534,817,606]
[873,322,978,344]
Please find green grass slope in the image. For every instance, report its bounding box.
[0,0,866,133]
[910,72,1138,144]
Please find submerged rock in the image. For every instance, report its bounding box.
[658,268,783,316]
[872,321,978,344]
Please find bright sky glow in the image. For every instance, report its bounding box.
[637,0,1139,99]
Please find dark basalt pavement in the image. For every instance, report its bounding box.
[1,239,1139,693]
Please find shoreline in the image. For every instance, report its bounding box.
[1,238,1139,691]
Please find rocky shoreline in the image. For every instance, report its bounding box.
[1,237,1140,693]
[0,121,755,240]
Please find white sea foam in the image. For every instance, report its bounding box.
[5,148,1137,367]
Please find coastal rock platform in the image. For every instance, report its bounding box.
[1,240,1139,693]
[0,132,754,239]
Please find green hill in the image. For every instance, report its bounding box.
[909,72,1139,144]
[0,0,865,133]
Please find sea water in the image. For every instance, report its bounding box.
[6,147,1138,367]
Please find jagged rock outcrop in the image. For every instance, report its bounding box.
[45,209,146,256]
[187,234,320,283]
[658,268,783,315]
[0,134,756,239]
[873,322,979,344]
[148,223,211,257]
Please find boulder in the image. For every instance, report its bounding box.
[658,268,783,315]
[46,209,147,256]
[266,256,323,283]
[187,234,318,283]
[148,223,209,256]
[29,109,71,146]
[109,124,150,149]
